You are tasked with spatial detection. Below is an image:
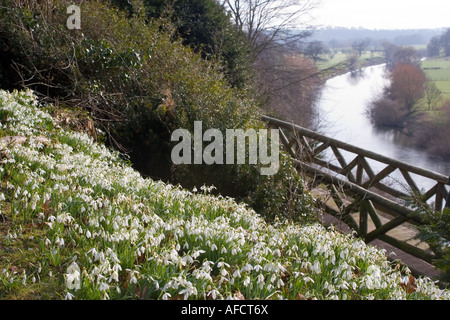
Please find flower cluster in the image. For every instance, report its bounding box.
[0,89,449,300]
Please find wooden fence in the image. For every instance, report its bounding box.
[262,115,450,263]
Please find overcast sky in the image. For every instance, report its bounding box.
[310,0,450,30]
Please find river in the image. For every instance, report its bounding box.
[314,63,450,193]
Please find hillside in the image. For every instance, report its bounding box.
[1,89,449,300]
[310,27,444,47]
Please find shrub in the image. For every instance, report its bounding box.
[367,96,406,128]
[412,100,450,157]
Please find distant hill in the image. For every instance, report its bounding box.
[308,27,446,47]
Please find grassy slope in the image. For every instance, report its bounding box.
[0,90,449,300]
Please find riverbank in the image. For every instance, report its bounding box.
[315,63,450,192]
[318,56,386,82]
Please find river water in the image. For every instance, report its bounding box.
[314,64,450,193]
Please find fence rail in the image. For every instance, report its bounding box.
[262,115,450,263]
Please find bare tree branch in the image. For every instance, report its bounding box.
[221,0,319,58]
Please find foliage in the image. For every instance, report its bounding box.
[111,0,253,89]
[427,28,450,58]
[389,63,426,114]
[1,89,449,300]
[384,43,420,71]
[410,197,450,286]
[412,100,450,157]
[367,63,426,128]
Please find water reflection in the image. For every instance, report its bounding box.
[314,64,450,192]
[347,69,368,85]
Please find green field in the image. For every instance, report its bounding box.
[317,50,384,70]
[421,57,450,100]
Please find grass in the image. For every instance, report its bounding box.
[317,50,385,79]
[0,89,449,300]
[421,57,450,100]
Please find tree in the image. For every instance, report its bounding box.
[427,36,441,57]
[424,79,442,110]
[347,51,359,73]
[115,0,254,89]
[368,63,427,128]
[255,46,321,127]
[352,39,370,57]
[383,42,420,70]
[220,0,318,60]
[389,63,426,115]
[440,28,450,57]
[303,40,327,62]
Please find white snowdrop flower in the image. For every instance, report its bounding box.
[109,270,119,283]
[208,289,219,300]
[65,262,81,291]
[340,248,349,259]
[264,262,274,272]
[65,292,75,300]
[55,236,65,247]
[233,269,241,278]
[217,261,230,269]
[269,273,277,283]
[303,276,314,284]
[162,292,171,300]
[311,260,321,274]
[257,273,265,284]
[367,265,381,279]
[86,230,92,238]
[330,254,336,265]
[277,278,284,288]
[273,249,281,257]
[241,263,253,273]
[125,272,136,285]
[181,255,194,266]
[243,276,251,287]
[99,282,109,292]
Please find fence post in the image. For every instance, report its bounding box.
[446,188,450,208]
